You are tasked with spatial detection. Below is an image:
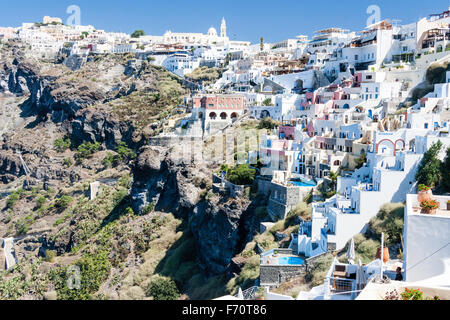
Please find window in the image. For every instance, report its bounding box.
[355,55,359,61]
[424,123,428,129]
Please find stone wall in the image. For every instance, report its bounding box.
[260,265,306,287]
[268,183,311,221]
[212,174,248,198]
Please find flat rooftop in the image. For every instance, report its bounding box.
[411,206,450,218]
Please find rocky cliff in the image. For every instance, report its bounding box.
[130,144,256,276]
[0,41,259,300]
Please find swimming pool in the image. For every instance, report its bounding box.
[278,256,304,265]
[290,180,316,187]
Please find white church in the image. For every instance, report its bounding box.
[161,18,229,46]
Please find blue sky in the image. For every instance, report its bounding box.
[1,0,449,43]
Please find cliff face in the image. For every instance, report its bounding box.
[131,145,205,217]
[0,42,258,299]
[190,197,254,276]
[130,145,256,276]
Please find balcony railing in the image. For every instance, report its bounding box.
[326,277,357,299]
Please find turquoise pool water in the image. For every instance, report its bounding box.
[290,180,316,187]
[278,257,304,265]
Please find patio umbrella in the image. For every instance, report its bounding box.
[356,259,367,291]
[237,287,244,300]
[346,237,356,264]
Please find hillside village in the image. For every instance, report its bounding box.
[0,6,450,301]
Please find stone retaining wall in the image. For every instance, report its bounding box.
[212,174,249,198]
[260,265,306,288]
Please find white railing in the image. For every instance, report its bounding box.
[325,277,357,299]
[235,286,258,300]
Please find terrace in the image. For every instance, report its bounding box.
[409,194,450,218]
[261,249,304,266]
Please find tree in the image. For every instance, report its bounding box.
[354,150,367,169]
[131,30,145,38]
[262,98,273,106]
[227,164,257,186]
[54,137,71,153]
[75,142,101,162]
[54,195,73,210]
[260,37,264,52]
[415,140,443,187]
[257,117,280,130]
[440,147,450,193]
[328,171,339,191]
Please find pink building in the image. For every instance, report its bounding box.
[279,126,295,140]
[193,94,244,121]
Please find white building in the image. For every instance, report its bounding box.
[162,53,200,77]
[296,128,450,259]
[403,194,450,286]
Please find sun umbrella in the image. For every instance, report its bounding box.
[357,259,367,291]
[237,287,244,300]
[346,237,355,264]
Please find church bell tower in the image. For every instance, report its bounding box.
[220,17,227,38]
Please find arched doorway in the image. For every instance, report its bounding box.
[220,112,227,120]
[376,139,395,156]
[231,113,238,122]
[209,112,217,120]
[260,110,271,118]
[395,139,405,153]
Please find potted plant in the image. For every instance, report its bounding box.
[376,247,389,263]
[447,200,450,211]
[255,287,266,300]
[417,184,433,203]
[420,199,439,215]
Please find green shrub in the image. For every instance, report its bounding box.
[233,255,260,290]
[45,250,57,262]
[115,142,136,162]
[36,196,47,209]
[306,253,334,286]
[75,142,101,162]
[15,214,35,236]
[54,195,73,211]
[54,137,72,153]
[63,158,73,167]
[102,153,117,168]
[226,164,256,186]
[368,203,404,245]
[6,192,20,208]
[147,276,180,300]
[262,98,273,106]
[257,117,281,130]
[142,203,155,215]
[50,250,111,300]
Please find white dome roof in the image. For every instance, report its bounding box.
[207,27,218,36]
